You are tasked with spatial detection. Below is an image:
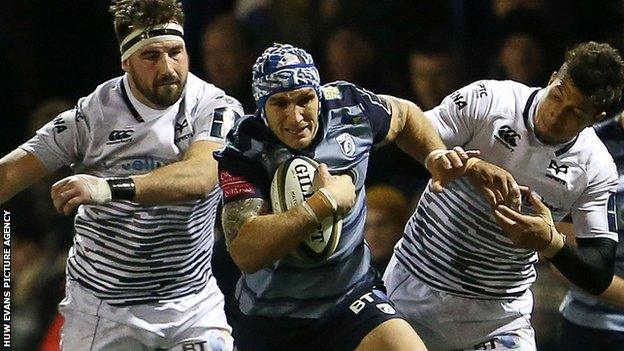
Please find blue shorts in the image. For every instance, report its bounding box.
[232,275,403,351]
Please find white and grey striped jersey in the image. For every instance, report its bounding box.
[21,73,243,306]
[395,80,618,299]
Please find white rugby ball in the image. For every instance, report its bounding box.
[270,156,342,261]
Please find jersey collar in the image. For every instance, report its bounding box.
[121,74,184,123]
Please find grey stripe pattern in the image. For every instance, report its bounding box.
[397,178,537,299]
[66,188,220,306]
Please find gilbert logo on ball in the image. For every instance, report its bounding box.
[270,156,342,261]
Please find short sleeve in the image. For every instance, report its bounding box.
[191,94,244,144]
[19,108,87,171]
[349,85,392,144]
[425,80,495,147]
[570,159,619,241]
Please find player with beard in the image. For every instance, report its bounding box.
[0,1,242,350]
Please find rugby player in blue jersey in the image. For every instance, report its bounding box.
[214,43,521,351]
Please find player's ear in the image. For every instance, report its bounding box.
[593,111,607,123]
[121,59,130,72]
[547,71,557,85]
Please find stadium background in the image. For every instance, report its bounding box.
[1,0,623,349]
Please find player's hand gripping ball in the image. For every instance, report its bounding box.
[270,156,342,261]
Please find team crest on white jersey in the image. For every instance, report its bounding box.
[336,133,356,157]
[545,159,569,185]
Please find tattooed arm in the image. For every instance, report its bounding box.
[222,196,330,273]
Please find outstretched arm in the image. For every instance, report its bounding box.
[380,95,521,206]
[51,140,224,215]
[0,149,50,204]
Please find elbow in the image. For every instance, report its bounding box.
[228,239,267,274]
[586,271,614,296]
[229,248,264,274]
[194,178,216,199]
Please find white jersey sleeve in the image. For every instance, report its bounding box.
[190,90,243,144]
[425,80,495,147]
[570,156,619,241]
[19,108,88,171]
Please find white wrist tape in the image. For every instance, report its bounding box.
[424,148,448,171]
[75,175,112,204]
[317,188,338,213]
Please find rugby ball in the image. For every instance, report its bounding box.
[270,156,342,261]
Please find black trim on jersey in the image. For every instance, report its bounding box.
[394,253,528,299]
[522,89,540,127]
[120,82,145,123]
[555,136,579,156]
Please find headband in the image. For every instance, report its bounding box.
[119,22,184,61]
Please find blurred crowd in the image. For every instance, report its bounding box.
[4,0,624,349]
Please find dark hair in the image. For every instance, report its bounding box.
[109,0,185,43]
[564,41,624,113]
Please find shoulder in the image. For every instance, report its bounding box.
[218,115,272,157]
[449,79,538,119]
[321,81,387,108]
[571,128,618,183]
[185,73,244,114]
[76,76,124,126]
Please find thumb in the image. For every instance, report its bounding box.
[430,179,444,193]
[316,163,331,178]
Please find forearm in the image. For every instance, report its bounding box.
[598,274,624,308]
[232,205,319,272]
[394,102,447,164]
[0,149,49,204]
[228,192,334,273]
[550,238,617,295]
[131,158,218,204]
[129,140,222,204]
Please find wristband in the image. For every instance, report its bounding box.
[301,201,321,229]
[424,148,447,171]
[105,177,136,200]
[317,188,338,214]
[541,226,566,259]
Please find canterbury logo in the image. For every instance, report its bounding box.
[175,119,188,133]
[107,129,134,144]
[497,126,521,147]
[548,160,568,175]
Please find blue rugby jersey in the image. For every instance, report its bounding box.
[214,81,392,318]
